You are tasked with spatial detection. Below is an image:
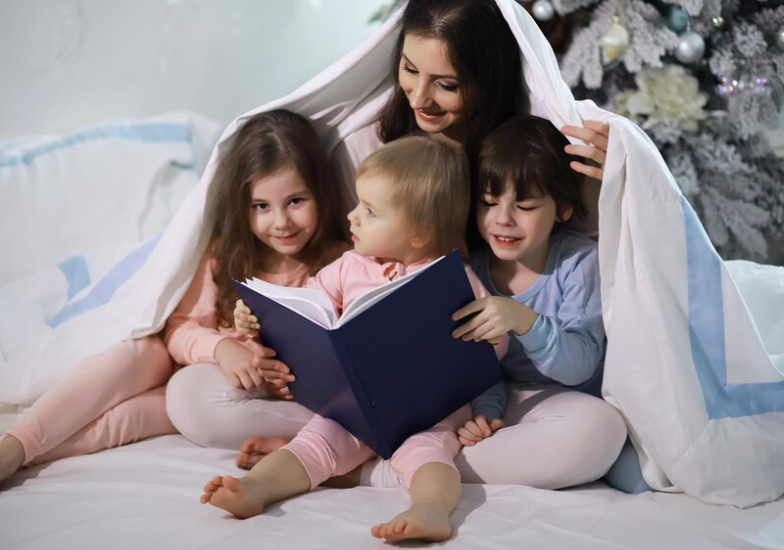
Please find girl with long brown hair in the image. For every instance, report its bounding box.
[162,109,350,453]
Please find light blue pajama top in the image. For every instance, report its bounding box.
[470,229,606,422]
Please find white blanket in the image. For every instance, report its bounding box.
[2,0,782,507]
[2,435,783,550]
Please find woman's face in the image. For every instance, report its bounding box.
[398,34,466,141]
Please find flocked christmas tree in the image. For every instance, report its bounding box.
[371,0,784,262]
[556,0,784,263]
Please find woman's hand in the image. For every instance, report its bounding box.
[214,338,264,391]
[452,296,537,342]
[561,120,610,181]
[234,299,261,335]
[458,415,505,447]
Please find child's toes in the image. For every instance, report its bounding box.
[241,437,264,453]
[222,475,240,491]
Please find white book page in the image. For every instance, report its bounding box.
[242,278,338,329]
[336,254,445,327]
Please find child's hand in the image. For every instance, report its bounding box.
[452,296,537,342]
[458,415,504,447]
[234,299,260,335]
[214,338,264,391]
[253,351,296,400]
[263,380,294,401]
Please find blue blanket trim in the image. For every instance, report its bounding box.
[47,235,161,328]
[58,256,91,300]
[682,197,784,418]
[0,122,192,168]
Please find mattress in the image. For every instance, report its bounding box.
[1,435,782,549]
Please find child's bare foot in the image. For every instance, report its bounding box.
[0,436,25,486]
[235,436,288,470]
[200,475,269,519]
[370,504,453,543]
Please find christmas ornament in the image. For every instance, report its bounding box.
[666,6,689,33]
[778,26,784,51]
[675,32,705,64]
[712,16,724,29]
[532,0,554,22]
[600,16,629,61]
[717,75,772,97]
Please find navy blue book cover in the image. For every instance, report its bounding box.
[232,250,502,459]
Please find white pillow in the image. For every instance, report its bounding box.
[0,112,220,284]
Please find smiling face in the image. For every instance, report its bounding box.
[249,166,319,262]
[347,174,430,265]
[478,183,573,272]
[398,34,466,142]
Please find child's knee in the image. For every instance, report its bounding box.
[285,418,372,485]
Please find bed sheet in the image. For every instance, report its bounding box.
[1,435,782,550]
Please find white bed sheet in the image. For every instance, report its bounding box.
[1,435,782,550]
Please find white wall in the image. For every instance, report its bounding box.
[0,0,388,140]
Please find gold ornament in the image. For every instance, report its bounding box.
[600,16,630,61]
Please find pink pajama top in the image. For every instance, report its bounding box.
[164,252,310,365]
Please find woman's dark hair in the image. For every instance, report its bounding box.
[478,114,588,223]
[210,109,349,327]
[377,0,526,161]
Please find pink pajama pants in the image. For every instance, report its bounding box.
[2,336,177,466]
[283,406,471,490]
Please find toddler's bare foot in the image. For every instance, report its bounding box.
[236,436,288,470]
[200,475,269,519]
[0,436,25,487]
[370,504,452,543]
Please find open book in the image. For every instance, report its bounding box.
[232,250,502,459]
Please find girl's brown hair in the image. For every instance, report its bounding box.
[210,110,349,327]
[356,135,470,259]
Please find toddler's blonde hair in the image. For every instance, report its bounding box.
[356,135,470,258]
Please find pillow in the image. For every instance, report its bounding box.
[0,112,221,284]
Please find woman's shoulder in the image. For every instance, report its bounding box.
[338,123,383,161]
[331,123,384,203]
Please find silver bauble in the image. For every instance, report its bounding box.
[778,26,784,51]
[675,32,705,64]
[532,0,555,22]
